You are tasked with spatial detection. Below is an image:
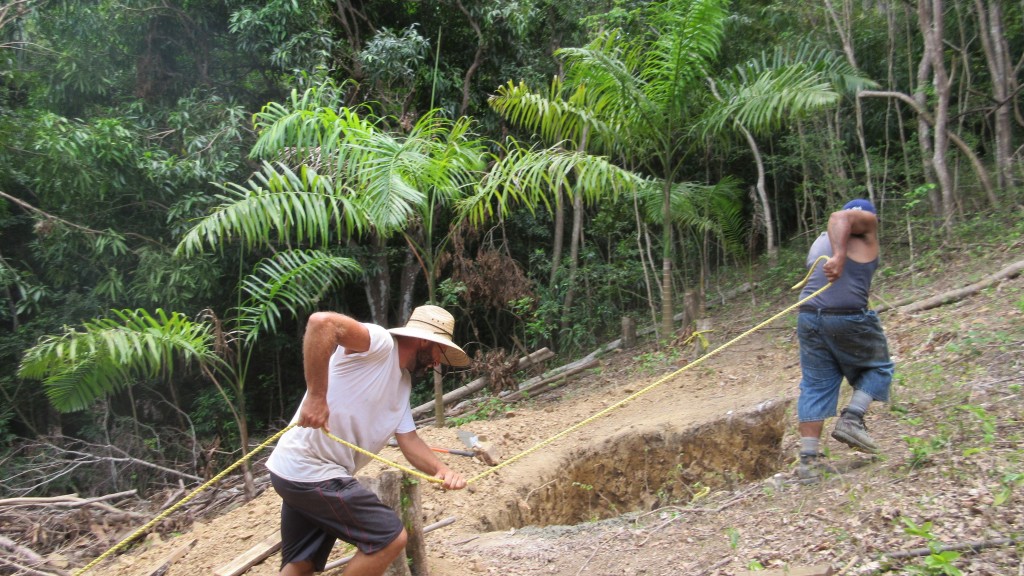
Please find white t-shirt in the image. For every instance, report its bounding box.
[266,323,416,482]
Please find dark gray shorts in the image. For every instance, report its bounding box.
[270,473,404,570]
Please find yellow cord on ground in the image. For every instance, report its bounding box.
[73,424,296,575]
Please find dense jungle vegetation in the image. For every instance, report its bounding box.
[0,0,1021,501]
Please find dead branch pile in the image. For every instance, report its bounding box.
[0,460,270,574]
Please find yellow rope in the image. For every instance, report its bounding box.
[73,424,296,575]
[320,430,444,484]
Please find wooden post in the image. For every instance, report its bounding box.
[692,318,712,360]
[621,317,636,349]
[401,474,429,576]
[358,471,411,576]
[357,470,430,576]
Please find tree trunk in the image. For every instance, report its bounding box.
[974,0,1015,192]
[549,186,565,286]
[632,191,658,328]
[912,24,940,219]
[365,473,413,576]
[739,125,776,263]
[824,0,875,203]
[398,248,419,325]
[236,392,256,499]
[455,0,484,117]
[560,126,589,335]
[858,89,995,206]
[919,0,956,233]
[660,178,674,340]
[360,235,390,325]
[559,187,584,335]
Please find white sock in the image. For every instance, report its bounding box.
[800,437,820,455]
[847,390,873,415]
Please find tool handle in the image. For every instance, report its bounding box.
[433,447,475,457]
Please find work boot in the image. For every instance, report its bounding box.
[832,409,880,454]
[796,452,838,483]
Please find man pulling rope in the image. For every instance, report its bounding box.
[266,305,471,576]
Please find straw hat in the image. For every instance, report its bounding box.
[388,305,470,367]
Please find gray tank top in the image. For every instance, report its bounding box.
[800,232,878,309]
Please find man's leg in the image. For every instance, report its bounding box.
[343,529,408,576]
[799,420,823,441]
[796,314,843,481]
[830,312,894,454]
[280,560,315,576]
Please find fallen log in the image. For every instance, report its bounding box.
[896,259,1024,313]
[0,490,139,515]
[412,348,553,419]
[504,341,617,397]
[0,536,67,575]
[501,357,599,402]
[0,494,79,506]
[0,555,64,576]
[883,537,1017,560]
[213,534,280,576]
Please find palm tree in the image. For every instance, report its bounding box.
[489,76,629,333]
[636,178,746,300]
[544,0,731,340]
[530,0,862,338]
[244,85,489,324]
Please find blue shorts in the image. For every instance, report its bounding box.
[270,473,404,570]
[797,310,894,422]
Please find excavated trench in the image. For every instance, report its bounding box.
[480,399,790,530]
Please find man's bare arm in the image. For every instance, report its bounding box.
[296,312,371,430]
[395,431,467,490]
[824,209,878,282]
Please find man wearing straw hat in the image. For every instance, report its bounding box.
[267,305,471,576]
[795,199,895,483]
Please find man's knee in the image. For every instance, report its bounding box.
[388,528,408,553]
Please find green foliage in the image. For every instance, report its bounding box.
[191,385,240,445]
[897,518,963,576]
[634,349,681,375]
[994,473,1024,506]
[17,309,221,412]
[448,397,512,426]
[360,26,431,94]
[236,250,362,343]
[229,0,335,71]
[725,526,741,549]
[902,433,950,469]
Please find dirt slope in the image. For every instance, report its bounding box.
[98,250,1023,576]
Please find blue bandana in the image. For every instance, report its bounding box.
[843,199,877,214]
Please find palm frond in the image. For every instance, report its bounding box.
[636,177,745,255]
[234,250,362,342]
[175,162,360,257]
[642,0,729,105]
[488,78,620,153]
[699,64,838,138]
[758,45,879,95]
[462,140,642,227]
[18,309,219,412]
